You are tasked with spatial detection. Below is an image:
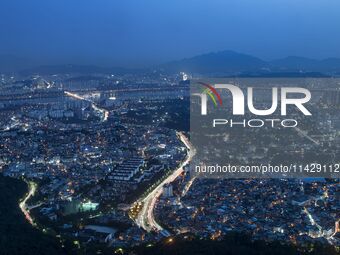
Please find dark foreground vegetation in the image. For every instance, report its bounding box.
[130,234,339,255]
[0,175,69,255]
[1,175,338,255]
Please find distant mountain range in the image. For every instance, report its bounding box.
[270,56,340,72]
[162,50,340,75]
[1,50,340,75]
[162,51,267,74]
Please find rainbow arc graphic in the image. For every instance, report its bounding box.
[198,82,223,107]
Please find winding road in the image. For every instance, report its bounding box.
[134,132,195,235]
[19,181,37,226]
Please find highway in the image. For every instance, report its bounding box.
[133,132,195,235]
[294,126,320,145]
[64,91,109,122]
[19,181,37,226]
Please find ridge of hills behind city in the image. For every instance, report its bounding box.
[2,50,340,75]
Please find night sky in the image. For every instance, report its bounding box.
[0,0,340,67]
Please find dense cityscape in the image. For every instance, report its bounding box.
[1,1,340,254]
[0,70,339,255]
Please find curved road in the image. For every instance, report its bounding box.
[19,181,37,226]
[134,132,195,235]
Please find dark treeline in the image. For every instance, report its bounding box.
[131,234,339,255]
[0,175,71,255]
[1,176,338,255]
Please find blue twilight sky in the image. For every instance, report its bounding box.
[0,0,340,67]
